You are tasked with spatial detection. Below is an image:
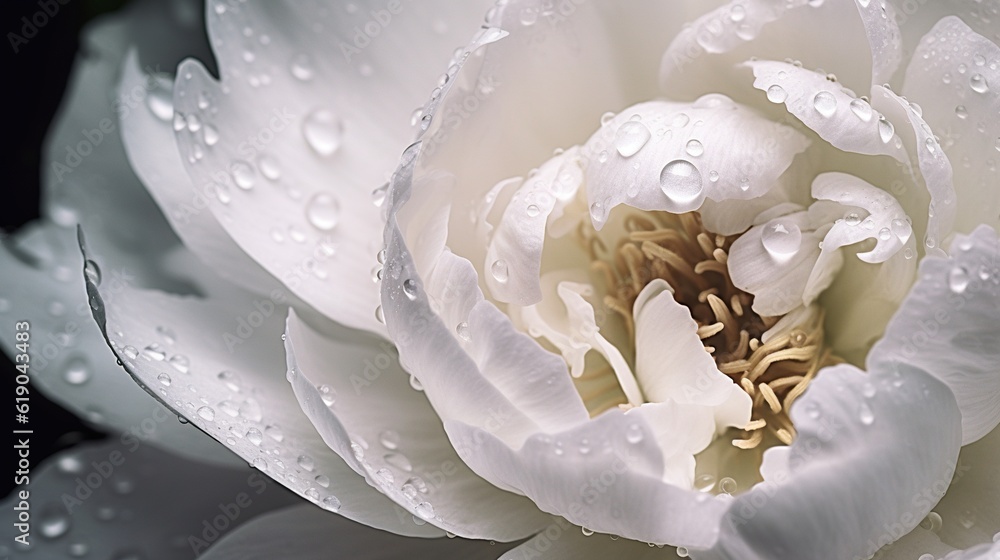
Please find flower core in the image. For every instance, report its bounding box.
[593,211,839,449]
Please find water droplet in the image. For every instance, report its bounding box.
[84,259,102,285]
[385,452,413,472]
[766,84,787,103]
[63,357,90,385]
[409,375,423,391]
[265,424,284,442]
[455,321,471,341]
[614,121,651,157]
[415,502,435,520]
[804,401,822,419]
[813,91,837,117]
[39,509,71,539]
[862,382,877,398]
[659,160,704,210]
[491,260,509,283]
[671,113,690,127]
[157,373,172,386]
[375,305,385,324]
[695,474,716,492]
[375,468,394,485]
[849,98,873,121]
[625,423,643,444]
[123,345,139,360]
[890,218,912,242]
[685,139,704,157]
[970,73,989,93]
[146,86,174,121]
[581,527,595,537]
[168,354,190,373]
[290,53,315,81]
[859,402,874,425]
[231,160,256,190]
[322,495,341,511]
[217,370,240,392]
[252,457,267,471]
[197,406,215,421]
[143,343,166,361]
[719,477,737,494]
[949,267,970,293]
[730,4,746,22]
[761,219,802,258]
[402,278,418,300]
[303,109,345,157]
[305,193,340,231]
[878,115,895,143]
[247,428,263,446]
[68,543,89,557]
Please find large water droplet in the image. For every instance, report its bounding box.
[761,219,802,258]
[694,474,716,492]
[685,139,704,157]
[247,427,263,446]
[306,193,340,230]
[970,73,989,93]
[63,357,90,385]
[491,260,509,283]
[231,160,256,190]
[303,109,345,157]
[859,402,874,425]
[849,98,872,122]
[614,121,651,157]
[157,373,172,386]
[322,495,341,511]
[415,502,435,520]
[39,509,71,539]
[813,91,837,117]
[949,266,970,293]
[290,53,315,81]
[878,115,895,143]
[84,259,102,286]
[146,86,174,121]
[766,84,787,103]
[659,160,704,210]
[197,406,215,421]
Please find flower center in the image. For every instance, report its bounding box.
[588,211,839,450]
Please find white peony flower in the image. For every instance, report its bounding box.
[2,0,999,559]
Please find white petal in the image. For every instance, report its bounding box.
[0,225,234,466]
[812,171,912,264]
[660,0,887,102]
[747,60,911,161]
[168,0,493,333]
[200,505,512,560]
[444,410,731,548]
[81,239,442,537]
[0,439,296,559]
[499,520,680,560]
[872,84,957,252]
[869,225,1000,444]
[691,363,962,560]
[633,281,752,423]
[284,311,551,540]
[119,53,285,297]
[728,210,839,316]
[855,0,904,86]
[485,148,585,305]
[582,97,809,224]
[933,425,1000,550]
[902,16,1000,235]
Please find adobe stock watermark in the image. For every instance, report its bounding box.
[7,0,71,53]
[338,0,409,64]
[187,473,270,556]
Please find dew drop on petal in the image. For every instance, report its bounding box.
[197,406,215,421]
[157,373,172,386]
[949,267,970,293]
[695,474,716,492]
[719,477,737,494]
[878,115,895,143]
[322,495,341,511]
[247,428,263,446]
[761,219,801,258]
[614,121,651,157]
[685,139,704,157]
[859,402,874,425]
[766,85,787,103]
[63,357,90,385]
[303,109,345,157]
[415,502,435,520]
[231,160,256,190]
[306,193,340,231]
[290,53,315,81]
[659,160,703,209]
[491,260,509,283]
[849,98,872,121]
[813,91,837,117]
[970,73,989,93]
[456,321,471,341]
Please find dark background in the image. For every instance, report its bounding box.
[1,0,131,497]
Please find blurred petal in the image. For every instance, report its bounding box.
[284,311,551,541]
[499,521,677,560]
[0,440,296,559]
[933,425,1000,550]
[869,225,1000,444]
[200,505,514,560]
